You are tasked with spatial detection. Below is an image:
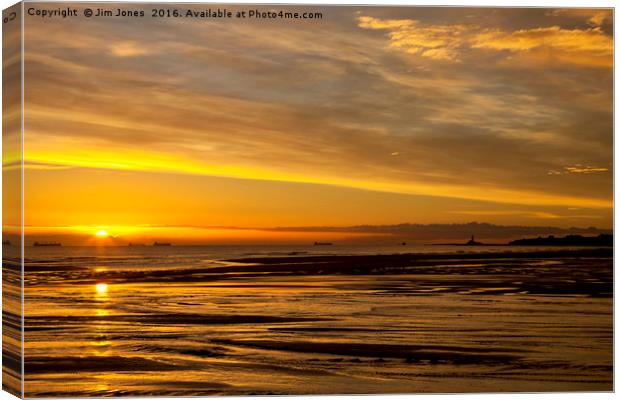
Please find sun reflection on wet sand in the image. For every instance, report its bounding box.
[92,283,112,356]
[94,382,110,395]
[95,283,108,296]
[94,283,110,316]
[95,309,109,317]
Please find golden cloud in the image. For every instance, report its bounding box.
[471,26,612,54]
[358,15,612,67]
[546,9,612,27]
[547,164,610,175]
[109,41,152,57]
[588,12,609,27]
[451,210,563,219]
[357,16,416,30]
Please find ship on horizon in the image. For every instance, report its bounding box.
[33,241,62,247]
[153,242,172,246]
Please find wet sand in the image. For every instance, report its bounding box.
[21,247,613,396]
[2,249,23,397]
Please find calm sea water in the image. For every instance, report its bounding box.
[22,243,593,267]
[20,245,612,396]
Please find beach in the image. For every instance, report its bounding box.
[18,246,613,396]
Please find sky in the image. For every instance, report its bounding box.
[7,4,613,244]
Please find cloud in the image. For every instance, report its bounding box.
[546,9,612,27]
[547,164,609,175]
[588,12,609,27]
[450,210,601,220]
[357,15,612,67]
[262,222,611,240]
[471,26,610,53]
[358,16,471,61]
[108,41,151,57]
[20,6,612,218]
[357,16,415,30]
[451,210,563,219]
[23,161,75,170]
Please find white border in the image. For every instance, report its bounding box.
[0,1,616,400]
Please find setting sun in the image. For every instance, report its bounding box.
[95,229,109,238]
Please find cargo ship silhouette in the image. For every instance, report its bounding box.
[34,242,61,247]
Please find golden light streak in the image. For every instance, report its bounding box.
[24,150,612,209]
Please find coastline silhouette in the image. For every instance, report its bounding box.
[432,233,613,247]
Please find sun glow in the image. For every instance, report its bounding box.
[95,229,109,238]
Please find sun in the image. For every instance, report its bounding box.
[95,229,109,238]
